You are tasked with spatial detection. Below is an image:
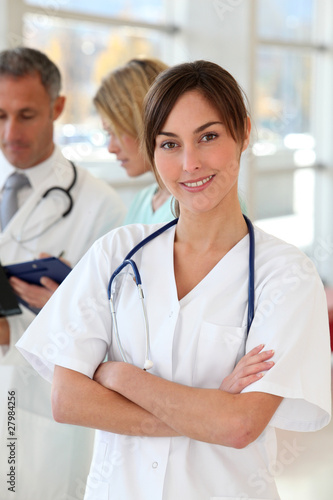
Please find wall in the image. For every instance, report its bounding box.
[174,0,251,86]
[0,0,9,50]
[171,0,253,201]
[3,0,333,284]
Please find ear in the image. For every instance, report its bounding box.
[52,95,66,121]
[241,116,251,152]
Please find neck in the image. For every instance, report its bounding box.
[175,205,247,253]
[152,185,170,212]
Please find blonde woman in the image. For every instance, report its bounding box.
[94,58,173,224]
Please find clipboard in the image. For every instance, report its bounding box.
[0,264,22,317]
[3,257,72,314]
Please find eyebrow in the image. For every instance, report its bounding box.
[20,107,37,112]
[158,121,224,137]
[0,107,36,114]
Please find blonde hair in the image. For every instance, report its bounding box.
[94,58,168,139]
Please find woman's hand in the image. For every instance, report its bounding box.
[93,360,120,389]
[93,360,110,387]
[94,345,275,398]
[219,344,274,394]
[94,345,275,396]
[93,352,280,447]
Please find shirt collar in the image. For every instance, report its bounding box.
[0,145,60,192]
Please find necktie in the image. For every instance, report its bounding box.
[1,172,30,230]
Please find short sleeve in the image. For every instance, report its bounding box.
[16,238,112,382]
[242,251,331,432]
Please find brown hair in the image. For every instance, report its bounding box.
[0,46,61,101]
[143,60,249,176]
[93,57,168,139]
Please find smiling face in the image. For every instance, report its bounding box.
[0,73,65,169]
[154,90,250,216]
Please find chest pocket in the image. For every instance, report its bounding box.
[193,322,246,388]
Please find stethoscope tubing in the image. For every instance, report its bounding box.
[42,161,77,217]
[107,218,178,300]
[244,215,255,334]
[108,215,255,370]
[7,161,77,244]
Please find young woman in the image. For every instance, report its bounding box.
[94,58,173,224]
[17,60,331,500]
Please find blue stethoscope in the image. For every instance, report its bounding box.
[108,215,255,371]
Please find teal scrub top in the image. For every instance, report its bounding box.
[124,183,174,225]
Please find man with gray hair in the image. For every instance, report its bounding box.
[0,47,126,499]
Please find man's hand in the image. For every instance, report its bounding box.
[7,252,71,310]
[9,276,59,309]
[0,317,10,345]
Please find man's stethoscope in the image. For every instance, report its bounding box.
[6,161,77,244]
[108,215,255,371]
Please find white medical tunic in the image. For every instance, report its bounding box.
[17,222,332,500]
[0,147,126,500]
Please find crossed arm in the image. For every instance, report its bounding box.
[52,345,282,449]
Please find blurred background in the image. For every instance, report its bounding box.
[1,2,333,499]
[1,0,333,286]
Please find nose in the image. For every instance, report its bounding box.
[107,133,121,155]
[182,145,201,173]
[3,117,19,142]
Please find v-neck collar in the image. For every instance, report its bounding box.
[176,231,250,306]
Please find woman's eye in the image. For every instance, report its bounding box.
[161,141,177,149]
[202,133,217,142]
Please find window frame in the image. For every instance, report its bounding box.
[246,0,333,265]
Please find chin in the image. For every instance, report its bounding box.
[128,169,146,178]
[125,169,138,178]
[5,156,30,169]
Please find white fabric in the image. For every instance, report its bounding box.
[17,222,332,500]
[0,147,126,499]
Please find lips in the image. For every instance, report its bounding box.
[117,157,128,167]
[183,175,214,188]
[5,142,29,151]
